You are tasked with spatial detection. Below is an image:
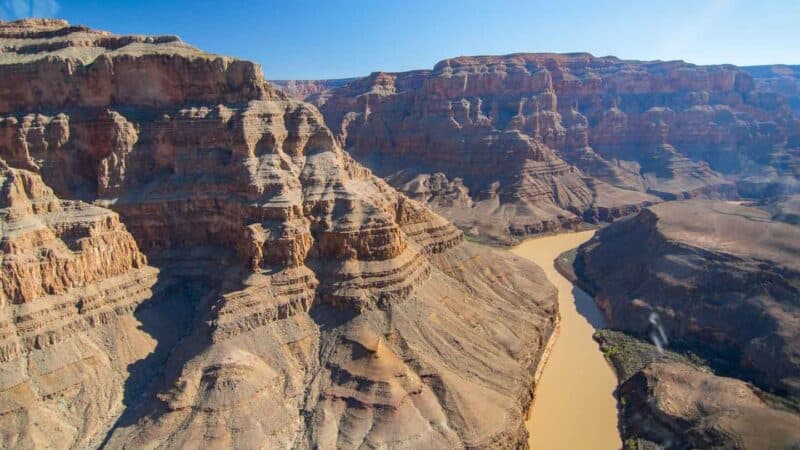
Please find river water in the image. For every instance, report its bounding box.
[511,231,621,450]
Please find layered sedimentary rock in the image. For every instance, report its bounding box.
[0,160,159,448]
[737,65,800,197]
[744,65,800,116]
[575,201,800,398]
[579,202,800,448]
[596,330,800,449]
[271,79,356,102]
[0,19,559,448]
[285,54,800,243]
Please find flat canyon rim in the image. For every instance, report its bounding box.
[511,231,621,450]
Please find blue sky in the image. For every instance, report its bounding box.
[2,0,799,79]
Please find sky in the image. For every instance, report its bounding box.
[1,0,799,79]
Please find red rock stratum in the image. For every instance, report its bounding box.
[0,19,558,449]
[287,54,800,243]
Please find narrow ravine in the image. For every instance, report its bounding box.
[511,231,621,450]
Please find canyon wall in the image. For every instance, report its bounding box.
[271,78,356,102]
[596,330,800,449]
[576,201,800,397]
[0,161,158,449]
[745,65,800,116]
[576,202,800,448]
[285,54,800,243]
[0,19,560,448]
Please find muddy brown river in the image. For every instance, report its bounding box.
[511,231,621,450]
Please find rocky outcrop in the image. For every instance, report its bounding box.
[0,19,559,448]
[0,159,159,448]
[761,194,800,225]
[736,66,800,197]
[271,79,357,102]
[621,362,800,450]
[287,54,799,243]
[596,330,800,450]
[744,65,800,116]
[0,164,147,305]
[580,202,800,449]
[576,201,800,398]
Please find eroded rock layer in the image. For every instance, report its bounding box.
[596,330,800,449]
[271,79,357,102]
[0,160,158,449]
[745,65,800,116]
[576,201,800,397]
[0,19,559,449]
[290,54,799,243]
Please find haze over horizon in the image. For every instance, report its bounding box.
[2,0,799,81]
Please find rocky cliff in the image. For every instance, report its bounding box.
[744,65,800,116]
[283,54,800,244]
[578,202,800,449]
[763,194,800,225]
[0,19,560,449]
[596,330,800,449]
[575,201,800,398]
[0,160,158,449]
[271,79,357,102]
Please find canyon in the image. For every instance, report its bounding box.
[575,201,800,448]
[276,51,800,450]
[280,55,799,244]
[0,15,799,450]
[0,19,560,449]
[511,231,620,450]
[596,330,800,449]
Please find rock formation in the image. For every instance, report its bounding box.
[763,194,800,225]
[596,330,800,449]
[282,54,800,243]
[271,79,356,102]
[0,160,159,449]
[744,65,800,116]
[575,201,800,397]
[0,19,560,449]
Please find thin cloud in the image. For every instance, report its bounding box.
[4,0,30,18]
[31,0,59,17]
[1,0,60,20]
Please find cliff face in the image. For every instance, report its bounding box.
[288,54,800,243]
[271,79,357,102]
[580,203,800,448]
[0,161,158,449]
[744,65,800,116]
[596,330,800,450]
[576,201,800,397]
[0,19,559,448]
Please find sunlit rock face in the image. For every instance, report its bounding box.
[271,79,357,102]
[596,330,800,449]
[0,160,158,449]
[0,19,560,449]
[284,54,799,243]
